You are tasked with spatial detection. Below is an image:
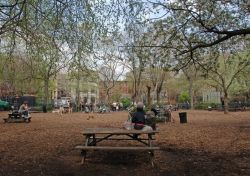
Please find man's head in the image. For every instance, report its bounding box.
[136,102,144,109]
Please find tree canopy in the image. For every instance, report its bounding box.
[0,0,250,109]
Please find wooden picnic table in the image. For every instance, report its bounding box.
[75,127,160,167]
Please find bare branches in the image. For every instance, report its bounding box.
[0,0,26,35]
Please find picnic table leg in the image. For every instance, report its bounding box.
[89,135,96,146]
[80,135,91,164]
[148,134,153,147]
[148,134,156,167]
[85,135,90,146]
[80,150,87,164]
[149,151,155,167]
[85,134,96,146]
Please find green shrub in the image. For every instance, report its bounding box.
[121,97,132,109]
[194,102,220,110]
[178,91,190,103]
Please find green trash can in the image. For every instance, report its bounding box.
[179,112,187,123]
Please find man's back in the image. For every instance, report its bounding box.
[132,110,145,124]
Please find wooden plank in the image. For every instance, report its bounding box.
[82,128,159,135]
[75,145,160,151]
[87,137,156,140]
[4,118,26,123]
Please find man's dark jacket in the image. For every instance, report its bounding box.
[132,108,145,124]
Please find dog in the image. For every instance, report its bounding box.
[52,107,64,116]
[87,112,95,120]
[68,106,73,113]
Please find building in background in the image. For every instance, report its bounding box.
[203,91,221,104]
[53,73,99,105]
[98,80,130,103]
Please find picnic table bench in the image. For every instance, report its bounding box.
[75,127,160,167]
[3,112,31,123]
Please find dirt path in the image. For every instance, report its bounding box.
[0,110,249,176]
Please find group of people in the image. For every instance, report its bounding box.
[81,102,94,113]
[17,101,31,119]
[111,102,123,111]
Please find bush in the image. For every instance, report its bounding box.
[194,102,220,110]
[121,97,132,109]
[178,91,190,103]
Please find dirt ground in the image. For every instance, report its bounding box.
[0,110,249,176]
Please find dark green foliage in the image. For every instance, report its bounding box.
[121,97,132,109]
[194,103,220,110]
[178,91,190,103]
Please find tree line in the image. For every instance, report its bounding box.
[0,0,250,113]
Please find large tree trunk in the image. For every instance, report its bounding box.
[156,82,163,104]
[105,89,110,104]
[132,79,138,103]
[75,76,80,111]
[156,88,160,104]
[147,86,151,109]
[156,71,166,104]
[42,78,50,113]
[189,78,194,109]
[223,91,229,114]
[43,79,49,106]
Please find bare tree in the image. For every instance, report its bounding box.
[97,52,125,103]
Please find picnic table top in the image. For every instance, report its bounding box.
[82,127,159,135]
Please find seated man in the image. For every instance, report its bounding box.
[18,101,29,118]
[132,102,152,131]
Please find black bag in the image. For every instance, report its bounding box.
[134,124,144,130]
